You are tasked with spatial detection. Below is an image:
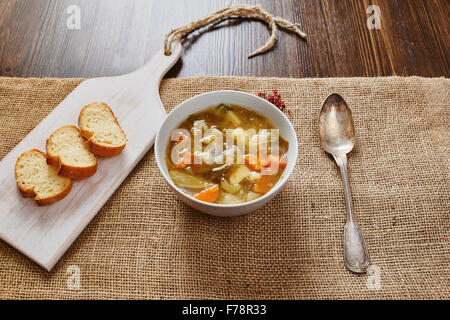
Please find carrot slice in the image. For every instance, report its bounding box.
[246,154,287,171]
[176,151,193,169]
[252,175,277,194]
[245,154,270,171]
[177,132,189,142]
[268,155,288,170]
[193,185,219,203]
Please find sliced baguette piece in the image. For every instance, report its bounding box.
[15,149,72,206]
[78,102,127,157]
[46,125,98,179]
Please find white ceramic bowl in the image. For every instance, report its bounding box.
[155,90,298,217]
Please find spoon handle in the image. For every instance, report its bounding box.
[334,154,370,273]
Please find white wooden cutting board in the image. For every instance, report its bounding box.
[0,43,182,271]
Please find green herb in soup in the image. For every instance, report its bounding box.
[165,104,289,204]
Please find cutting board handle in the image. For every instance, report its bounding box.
[129,42,182,85]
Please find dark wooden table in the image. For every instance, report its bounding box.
[0,0,448,79]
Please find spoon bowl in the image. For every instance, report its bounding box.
[318,93,355,155]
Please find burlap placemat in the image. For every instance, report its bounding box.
[0,76,448,299]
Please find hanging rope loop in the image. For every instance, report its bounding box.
[163,5,306,58]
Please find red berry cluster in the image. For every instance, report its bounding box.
[257,90,288,113]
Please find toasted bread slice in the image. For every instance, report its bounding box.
[15,149,72,205]
[78,102,126,157]
[46,125,98,179]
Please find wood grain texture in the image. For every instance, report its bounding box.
[0,0,448,79]
[0,43,182,271]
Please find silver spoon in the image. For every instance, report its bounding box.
[318,93,370,273]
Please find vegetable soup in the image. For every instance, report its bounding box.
[165,104,289,204]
